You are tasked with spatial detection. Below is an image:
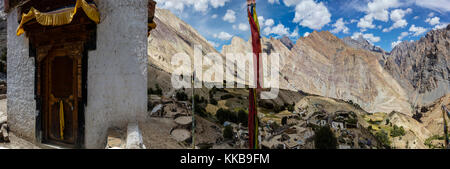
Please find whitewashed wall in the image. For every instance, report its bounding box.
[6,8,36,142]
[85,0,148,148]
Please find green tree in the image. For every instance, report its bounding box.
[223,125,233,139]
[390,125,405,137]
[175,91,188,101]
[375,130,391,148]
[237,109,248,125]
[314,126,338,149]
[209,97,218,105]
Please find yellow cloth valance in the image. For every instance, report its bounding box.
[16,0,100,36]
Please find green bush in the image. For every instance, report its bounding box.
[175,91,188,101]
[314,126,337,149]
[237,109,248,125]
[194,104,208,118]
[273,104,283,113]
[390,125,405,137]
[287,103,295,112]
[147,84,163,95]
[194,95,206,104]
[223,125,233,139]
[258,101,274,109]
[375,130,391,148]
[216,108,237,124]
[209,97,218,105]
[220,94,234,100]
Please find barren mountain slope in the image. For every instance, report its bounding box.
[384,25,450,107]
[148,8,236,87]
[282,31,411,114]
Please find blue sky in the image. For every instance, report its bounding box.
[155,0,450,52]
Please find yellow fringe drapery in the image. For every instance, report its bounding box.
[16,0,100,36]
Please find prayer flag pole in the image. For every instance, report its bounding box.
[246,0,262,149]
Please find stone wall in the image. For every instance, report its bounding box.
[84,0,148,148]
[6,8,36,142]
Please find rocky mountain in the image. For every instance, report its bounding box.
[342,36,388,66]
[145,7,449,149]
[384,25,450,107]
[222,31,411,115]
[342,36,387,55]
[283,31,411,114]
[148,8,240,93]
[279,36,294,50]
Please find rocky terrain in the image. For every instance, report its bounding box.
[342,35,388,65]
[143,7,450,149]
[223,31,411,115]
[384,25,450,107]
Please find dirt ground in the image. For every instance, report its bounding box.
[0,132,40,149]
[140,117,185,149]
[140,115,222,149]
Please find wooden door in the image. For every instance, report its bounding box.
[40,46,81,145]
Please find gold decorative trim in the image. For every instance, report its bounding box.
[16,0,100,36]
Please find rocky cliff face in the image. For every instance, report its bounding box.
[384,25,450,107]
[279,36,294,50]
[148,8,240,88]
[222,31,411,114]
[282,31,411,114]
[342,36,388,66]
[343,36,387,55]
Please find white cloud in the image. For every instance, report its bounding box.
[223,9,236,23]
[208,40,220,47]
[155,0,230,12]
[238,23,249,31]
[358,15,375,29]
[265,19,275,27]
[434,23,448,30]
[213,32,233,40]
[425,16,440,25]
[415,0,450,12]
[268,0,280,4]
[428,12,435,17]
[292,0,331,30]
[290,28,299,38]
[351,32,381,43]
[413,16,419,20]
[398,31,409,40]
[330,18,349,34]
[357,0,402,29]
[350,19,358,23]
[409,25,427,36]
[263,23,290,37]
[210,0,230,8]
[366,0,402,21]
[282,0,302,7]
[382,8,412,32]
[304,32,310,37]
[258,16,265,28]
[212,14,218,19]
